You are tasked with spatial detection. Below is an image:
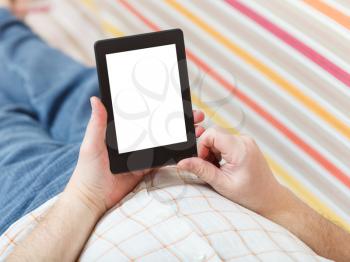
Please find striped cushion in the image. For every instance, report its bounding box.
[0,0,349,260]
[20,0,350,234]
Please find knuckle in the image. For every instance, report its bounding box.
[240,135,258,156]
[194,162,205,175]
[212,125,225,136]
[206,127,217,136]
[201,127,215,141]
[207,126,227,139]
[241,135,256,148]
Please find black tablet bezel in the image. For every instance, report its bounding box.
[94,29,197,174]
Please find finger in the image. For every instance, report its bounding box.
[197,143,221,167]
[119,167,157,177]
[200,127,246,164]
[113,172,145,196]
[80,97,107,157]
[206,151,221,167]
[193,110,205,124]
[195,125,205,138]
[198,139,220,159]
[178,157,220,187]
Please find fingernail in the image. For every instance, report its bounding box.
[177,160,186,168]
[90,97,95,114]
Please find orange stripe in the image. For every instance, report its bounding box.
[157,0,350,186]
[226,0,350,88]
[187,50,350,189]
[165,0,350,140]
[117,0,350,188]
[82,0,350,232]
[304,0,350,30]
[99,9,350,228]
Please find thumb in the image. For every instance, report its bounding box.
[178,157,220,187]
[80,97,107,157]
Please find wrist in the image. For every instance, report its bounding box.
[62,186,105,221]
[260,185,299,221]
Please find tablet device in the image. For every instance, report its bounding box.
[94,29,197,174]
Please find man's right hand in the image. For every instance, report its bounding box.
[178,126,350,261]
[177,127,287,217]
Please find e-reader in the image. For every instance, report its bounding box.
[94,29,197,174]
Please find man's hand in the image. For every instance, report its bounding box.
[178,126,350,261]
[8,97,205,262]
[65,96,148,217]
[65,97,205,217]
[178,127,284,216]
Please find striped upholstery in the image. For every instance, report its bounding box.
[25,0,350,231]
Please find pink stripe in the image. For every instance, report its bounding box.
[119,0,350,188]
[225,0,350,88]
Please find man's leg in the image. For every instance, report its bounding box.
[0,8,92,234]
[0,61,80,234]
[0,8,98,143]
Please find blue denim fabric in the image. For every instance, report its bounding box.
[0,9,99,234]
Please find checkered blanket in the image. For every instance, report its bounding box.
[0,168,329,261]
[1,0,349,260]
[23,0,350,232]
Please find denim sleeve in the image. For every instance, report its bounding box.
[0,8,97,234]
[0,8,99,143]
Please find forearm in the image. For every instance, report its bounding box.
[7,191,101,262]
[263,187,350,261]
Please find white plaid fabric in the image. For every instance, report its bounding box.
[0,168,330,261]
[0,0,341,260]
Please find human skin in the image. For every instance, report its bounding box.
[7,97,350,262]
[177,127,350,261]
[7,97,205,262]
[0,0,33,17]
[2,2,349,261]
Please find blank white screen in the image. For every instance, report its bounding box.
[106,44,187,154]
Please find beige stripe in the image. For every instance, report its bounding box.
[135,0,350,171]
[186,0,350,118]
[250,0,350,63]
[196,73,350,215]
[331,0,350,10]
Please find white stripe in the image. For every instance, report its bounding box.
[103,0,153,33]
[183,26,350,199]
[322,0,350,17]
[264,145,350,224]
[331,0,350,10]
[100,0,350,221]
[186,35,350,198]
[290,0,350,36]
[152,0,350,148]
[199,78,350,222]
[183,0,350,114]
[241,0,350,74]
